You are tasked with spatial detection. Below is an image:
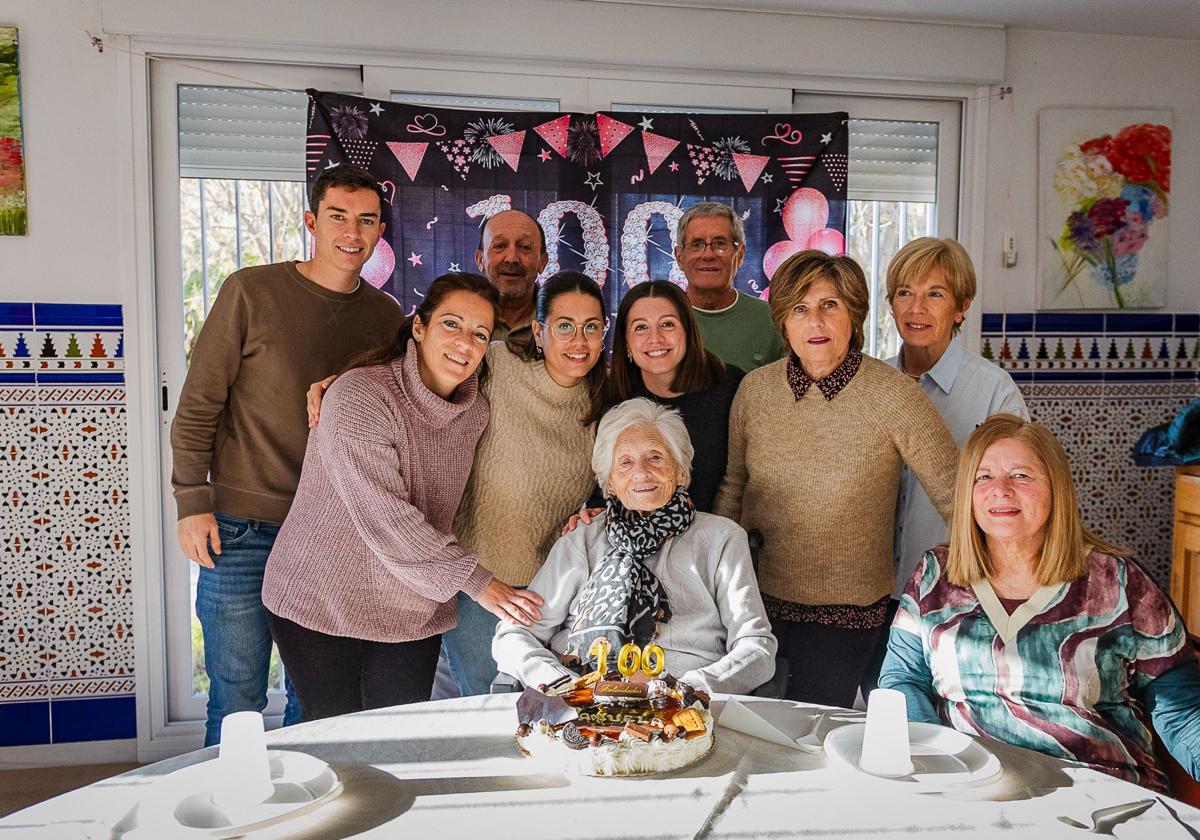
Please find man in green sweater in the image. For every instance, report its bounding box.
[171,165,405,746]
[675,202,786,371]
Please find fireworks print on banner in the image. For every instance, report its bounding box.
[306,134,330,173]
[567,118,602,167]
[821,152,848,190]
[711,137,751,181]
[465,117,517,169]
[642,131,680,175]
[329,104,369,140]
[438,137,477,181]
[534,115,571,158]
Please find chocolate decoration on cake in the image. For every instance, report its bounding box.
[561,722,589,750]
[516,687,579,726]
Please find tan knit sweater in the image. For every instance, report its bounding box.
[453,343,596,587]
[714,355,956,606]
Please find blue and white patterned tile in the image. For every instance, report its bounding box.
[1,302,133,735]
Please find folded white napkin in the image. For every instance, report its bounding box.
[717,698,826,751]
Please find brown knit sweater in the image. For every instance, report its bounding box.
[714,355,957,606]
[262,342,493,642]
[171,261,403,523]
[453,343,597,587]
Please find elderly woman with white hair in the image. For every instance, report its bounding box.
[493,398,777,693]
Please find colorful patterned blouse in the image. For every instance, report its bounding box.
[890,546,1192,790]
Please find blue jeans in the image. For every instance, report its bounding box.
[196,512,301,746]
[440,591,500,696]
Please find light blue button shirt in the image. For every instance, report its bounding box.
[887,338,1029,597]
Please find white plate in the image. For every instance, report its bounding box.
[823,722,1002,791]
[124,750,342,838]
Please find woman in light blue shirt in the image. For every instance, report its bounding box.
[862,237,1027,695]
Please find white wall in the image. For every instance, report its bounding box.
[0,1,124,301]
[981,28,1200,313]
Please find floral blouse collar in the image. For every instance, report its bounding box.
[786,348,862,401]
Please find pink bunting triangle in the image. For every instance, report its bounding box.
[386,142,429,182]
[486,130,526,172]
[533,115,570,158]
[732,152,772,193]
[596,113,635,158]
[642,131,680,174]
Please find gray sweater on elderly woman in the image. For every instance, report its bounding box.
[492,511,778,694]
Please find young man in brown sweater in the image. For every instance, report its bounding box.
[171,165,404,745]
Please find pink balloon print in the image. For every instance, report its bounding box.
[762,239,808,281]
[763,187,845,281]
[361,239,396,288]
[805,227,846,255]
[781,188,829,244]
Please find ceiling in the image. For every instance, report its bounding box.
[592,0,1200,39]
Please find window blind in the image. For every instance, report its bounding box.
[178,85,310,181]
[848,119,938,204]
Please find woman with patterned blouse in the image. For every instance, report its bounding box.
[881,413,1200,792]
[714,250,958,707]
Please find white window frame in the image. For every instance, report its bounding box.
[146,57,362,754]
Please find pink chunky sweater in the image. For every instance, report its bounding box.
[262,341,493,642]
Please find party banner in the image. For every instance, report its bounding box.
[307,90,848,316]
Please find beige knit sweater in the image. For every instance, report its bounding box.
[714,355,957,606]
[453,343,597,587]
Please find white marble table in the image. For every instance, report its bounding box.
[3,694,1198,839]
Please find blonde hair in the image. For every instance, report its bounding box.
[768,250,869,351]
[885,237,976,334]
[945,413,1124,587]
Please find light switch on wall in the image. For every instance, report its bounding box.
[1002,231,1018,268]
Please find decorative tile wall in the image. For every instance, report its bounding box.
[982,312,1200,594]
[0,303,134,747]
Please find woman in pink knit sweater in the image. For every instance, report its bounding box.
[263,273,543,721]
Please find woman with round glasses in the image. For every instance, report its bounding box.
[442,270,609,695]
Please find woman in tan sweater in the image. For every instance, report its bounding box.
[443,271,608,696]
[714,251,957,708]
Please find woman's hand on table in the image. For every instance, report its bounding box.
[477,580,544,626]
[561,507,604,536]
[306,375,337,427]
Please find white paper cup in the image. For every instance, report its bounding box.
[858,688,914,777]
[213,711,275,810]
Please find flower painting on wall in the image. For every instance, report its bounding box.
[0,25,27,236]
[1039,109,1171,309]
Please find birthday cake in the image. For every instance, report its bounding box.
[513,642,714,777]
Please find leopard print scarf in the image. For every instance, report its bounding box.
[565,488,695,669]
